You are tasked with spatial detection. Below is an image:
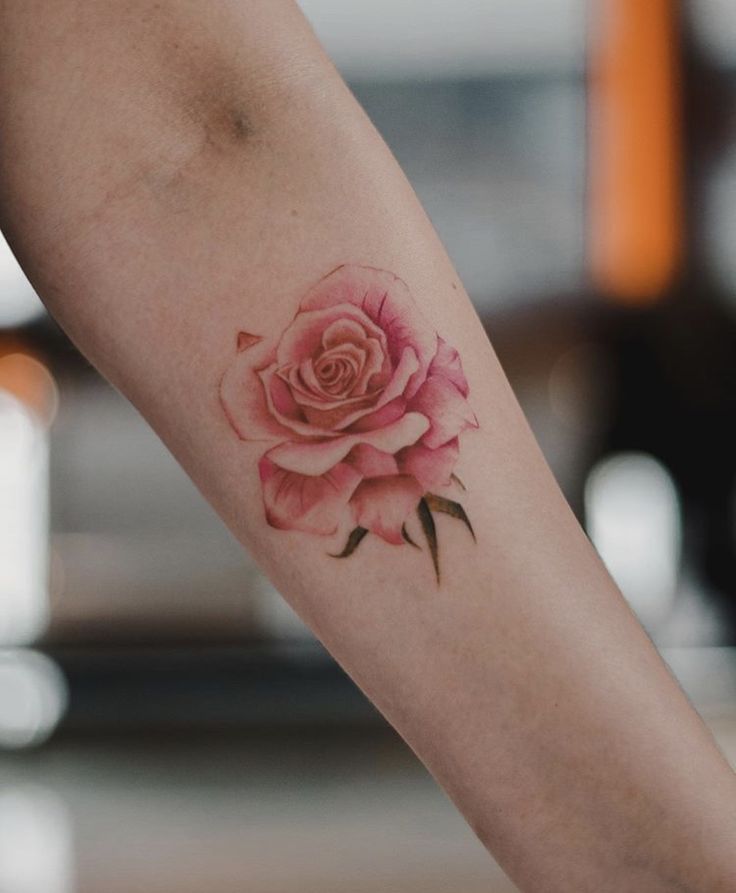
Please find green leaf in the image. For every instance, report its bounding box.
[330,526,369,558]
[425,494,476,541]
[401,524,420,549]
[450,473,467,491]
[417,497,440,583]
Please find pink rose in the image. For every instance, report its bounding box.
[220,264,477,546]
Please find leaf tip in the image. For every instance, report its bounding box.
[237,331,262,352]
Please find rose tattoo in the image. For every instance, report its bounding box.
[220,264,478,581]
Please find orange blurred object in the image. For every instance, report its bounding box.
[588,0,682,304]
[0,349,58,426]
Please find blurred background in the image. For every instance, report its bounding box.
[2,0,736,890]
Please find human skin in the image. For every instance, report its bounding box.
[0,2,735,890]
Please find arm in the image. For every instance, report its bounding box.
[0,2,734,889]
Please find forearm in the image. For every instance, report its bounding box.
[1,2,734,890]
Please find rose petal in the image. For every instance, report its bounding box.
[351,345,418,416]
[315,349,362,393]
[430,336,470,398]
[276,302,386,368]
[279,358,368,416]
[292,345,420,434]
[299,265,437,398]
[269,373,301,418]
[397,438,459,491]
[350,475,424,545]
[219,335,295,441]
[322,320,387,391]
[322,318,370,349]
[348,397,406,433]
[346,444,399,478]
[285,344,366,407]
[409,375,478,450]
[352,337,386,394]
[333,346,419,430]
[302,398,374,431]
[266,411,430,476]
[259,364,339,439]
[259,455,361,535]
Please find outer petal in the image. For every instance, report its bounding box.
[266,412,430,476]
[409,375,478,450]
[350,475,424,545]
[397,438,459,491]
[429,336,470,397]
[346,444,399,478]
[299,265,437,398]
[219,335,292,441]
[259,455,361,535]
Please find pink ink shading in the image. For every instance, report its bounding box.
[220,265,477,567]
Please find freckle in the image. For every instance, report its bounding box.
[451,281,458,290]
[290,208,298,217]
[231,112,250,140]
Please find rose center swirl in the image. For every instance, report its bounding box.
[314,352,359,394]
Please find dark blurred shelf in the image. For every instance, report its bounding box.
[47,641,382,735]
